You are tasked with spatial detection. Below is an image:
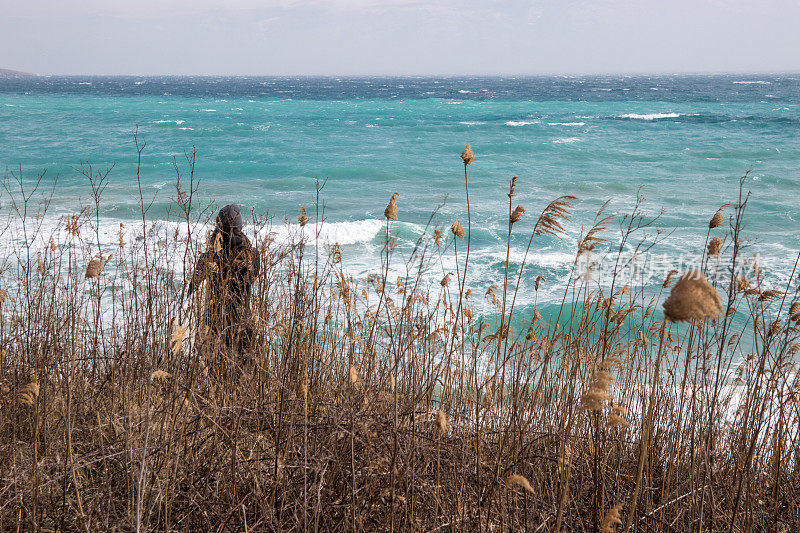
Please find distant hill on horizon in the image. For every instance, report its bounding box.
[0,68,36,77]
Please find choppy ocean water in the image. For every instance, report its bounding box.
[1,75,799,315]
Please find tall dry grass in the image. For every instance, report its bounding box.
[0,142,799,532]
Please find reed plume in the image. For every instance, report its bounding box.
[435,410,448,435]
[505,474,533,494]
[707,237,722,256]
[17,378,39,407]
[709,209,724,228]
[384,193,399,220]
[451,220,466,240]
[533,195,577,238]
[460,144,475,165]
[662,271,722,322]
[601,504,623,533]
[85,258,103,279]
[510,205,525,224]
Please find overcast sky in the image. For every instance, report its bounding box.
[2,0,799,75]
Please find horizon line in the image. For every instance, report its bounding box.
[6,70,800,78]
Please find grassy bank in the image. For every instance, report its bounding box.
[1,145,798,532]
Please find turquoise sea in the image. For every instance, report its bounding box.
[1,75,799,313]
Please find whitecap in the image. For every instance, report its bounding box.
[78,82,92,85]
[178,127,194,130]
[154,119,186,125]
[458,89,471,94]
[504,120,539,126]
[233,107,244,111]
[201,109,217,112]
[260,219,385,247]
[619,112,682,120]
[552,137,581,144]
[732,80,771,84]
[547,122,586,126]
[459,121,485,125]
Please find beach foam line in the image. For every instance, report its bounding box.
[619,112,682,120]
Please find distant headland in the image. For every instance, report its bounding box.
[0,68,36,77]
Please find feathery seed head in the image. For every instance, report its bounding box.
[17,378,40,407]
[662,271,722,322]
[601,504,623,533]
[451,220,466,240]
[349,364,360,385]
[707,237,722,256]
[384,193,399,220]
[436,409,448,435]
[510,205,526,224]
[461,144,475,165]
[709,209,724,229]
[85,258,103,279]
[505,474,533,493]
[151,369,171,380]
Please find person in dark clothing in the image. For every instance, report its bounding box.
[188,204,260,353]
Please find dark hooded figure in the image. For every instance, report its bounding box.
[189,204,260,353]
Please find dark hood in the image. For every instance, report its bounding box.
[215,204,245,251]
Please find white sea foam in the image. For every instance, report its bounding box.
[201,109,217,112]
[552,137,581,144]
[619,112,682,120]
[458,90,471,93]
[154,119,186,125]
[260,219,384,247]
[459,121,485,125]
[178,127,194,130]
[547,122,586,126]
[733,80,771,85]
[504,120,539,126]
[78,82,92,85]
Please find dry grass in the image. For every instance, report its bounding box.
[0,148,798,532]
